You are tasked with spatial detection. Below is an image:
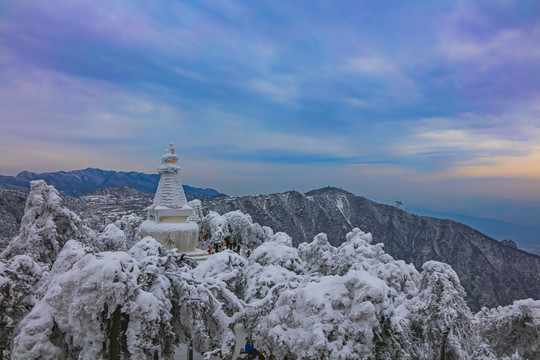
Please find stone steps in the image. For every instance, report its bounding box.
[184,249,210,262]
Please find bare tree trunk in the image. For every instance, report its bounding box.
[440,328,450,360]
[109,306,122,360]
[188,341,194,360]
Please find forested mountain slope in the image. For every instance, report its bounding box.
[204,187,540,311]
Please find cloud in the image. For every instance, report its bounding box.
[249,76,301,105]
[344,98,369,108]
[342,56,396,75]
[431,1,540,113]
[394,103,540,179]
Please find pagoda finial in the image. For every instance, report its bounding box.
[160,142,179,169]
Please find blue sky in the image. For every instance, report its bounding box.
[1,0,540,226]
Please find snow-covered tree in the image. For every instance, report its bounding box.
[90,223,127,252]
[256,269,414,359]
[187,199,203,224]
[200,210,273,251]
[298,232,337,275]
[0,255,44,352]
[5,197,539,360]
[178,250,246,358]
[1,180,95,264]
[201,211,230,245]
[409,261,477,360]
[12,239,178,359]
[114,213,142,249]
[242,235,304,303]
[192,250,247,298]
[223,210,272,249]
[12,236,245,360]
[476,298,540,360]
[254,229,417,359]
[129,237,236,358]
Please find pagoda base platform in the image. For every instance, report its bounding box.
[140,220,199,253]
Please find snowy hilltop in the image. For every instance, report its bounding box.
[1,181,539,359]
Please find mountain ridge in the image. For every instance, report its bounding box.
[406,205,540,255]
[309,187,540,258]
[0,168,226,198]
[204,186,540,311]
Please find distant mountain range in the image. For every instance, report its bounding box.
[0,168,227,198]
[205,187,540,312]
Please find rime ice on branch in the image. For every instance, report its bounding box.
[1,180,94,264]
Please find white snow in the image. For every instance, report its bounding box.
[140,220,199,234]
[3,180,539,360]
[2,180,95,264]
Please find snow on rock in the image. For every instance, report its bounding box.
[1,180,95,264]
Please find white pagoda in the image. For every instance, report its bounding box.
[140,143,199,253]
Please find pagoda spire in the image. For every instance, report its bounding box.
[152,142,188,209]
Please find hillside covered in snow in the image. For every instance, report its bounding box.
[3,184,539,315]
[205,187,540,312]
[1,180,539,359]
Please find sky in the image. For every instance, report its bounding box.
[1,0,540,227]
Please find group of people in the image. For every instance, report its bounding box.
[203,233,241,255]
